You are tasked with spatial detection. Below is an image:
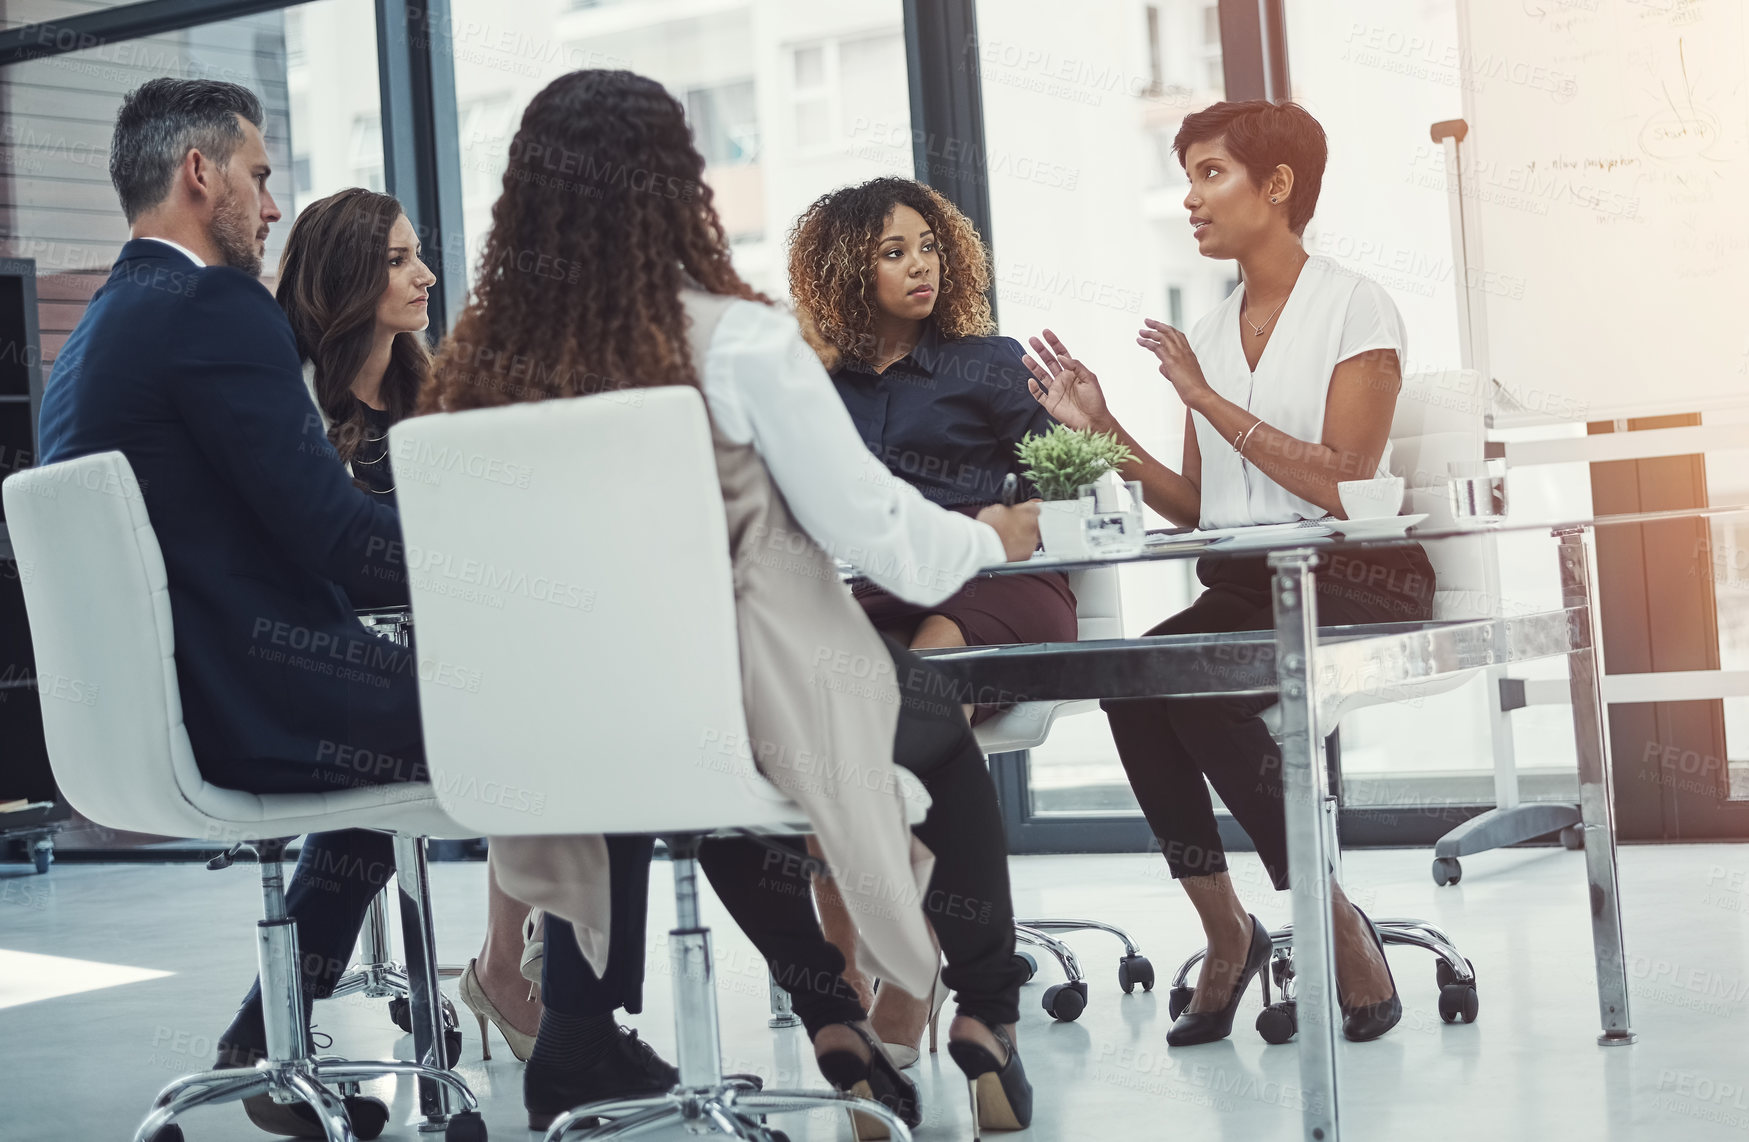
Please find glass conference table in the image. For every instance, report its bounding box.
[912,505,1747,1142]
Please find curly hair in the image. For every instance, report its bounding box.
[276,187,431,463]
[786,177,993,372]
[423,70,765,413]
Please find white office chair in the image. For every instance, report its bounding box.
[1165,371,1504,1041]
[390,388,930,1142]
[2,453,485,1142]
[971,566,1155,1022]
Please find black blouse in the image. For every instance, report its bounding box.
[347,400,398,506]
[830,322,1057,511]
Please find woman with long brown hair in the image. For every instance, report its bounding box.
[425,68,1041,1137]
[275,189,566,1076]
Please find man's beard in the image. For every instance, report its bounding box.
[210,184,262,275]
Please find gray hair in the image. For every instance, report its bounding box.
[110,78,265,223]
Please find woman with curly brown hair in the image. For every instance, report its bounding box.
[789,178,1077,671]
[423,69,1039,1136]
[787,178,1078,1069]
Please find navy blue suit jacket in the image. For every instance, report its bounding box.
[38,239,424,792]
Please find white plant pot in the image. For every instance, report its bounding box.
[1036,498,1091,557]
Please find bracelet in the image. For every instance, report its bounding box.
[1234,418,1263,457]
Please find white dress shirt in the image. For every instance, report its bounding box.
[139,235,207,267]
[1191,255,1407,528]
[699,298,1007,606]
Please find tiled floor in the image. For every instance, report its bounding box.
[4,843,1749,1141]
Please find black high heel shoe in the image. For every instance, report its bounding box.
[813,1020,921,1141]
[1341,906,1402,1041]
[945,1016,1032,1139]
[1167,913,1271,1047]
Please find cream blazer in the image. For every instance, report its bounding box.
[490,290,938,995]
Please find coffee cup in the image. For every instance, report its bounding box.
[1337,475,1405,521]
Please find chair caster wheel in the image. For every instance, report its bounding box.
[1434,957,1474,990]
[445,1109,488,1141]
[1167,984,1194,1019]
[1439,983,1479,1023]
[344,1096,391,1140]
[1257,1001,1298,1044]
[1118,954,1154,994]
[1560,823,1585,850]
[1042,980,1088,1021]
[1015,951,1038,982]
[388,995,411,1031]
[445,1027,464,1066]
[1432,857,1462,886]
[148,1125,184,1142]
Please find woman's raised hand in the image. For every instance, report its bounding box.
[1021,330,1112,433]
[1136,318,1214,410]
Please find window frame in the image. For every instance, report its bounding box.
[0,0,1289,857]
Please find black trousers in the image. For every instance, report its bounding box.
[1105,547,1435,892]
[696,637,1025,1035]
[541,835,656,1017]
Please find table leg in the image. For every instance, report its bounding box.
[1557,529,1635,1045]
[1270,549,1340,1142]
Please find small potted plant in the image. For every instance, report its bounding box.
[1014,424,1136,556]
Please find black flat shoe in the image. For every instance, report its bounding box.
[1341,906,1402,1042]
[216,1032,390,1140]
[1167,913,1271,1047]
[525,1026,678,1131]
[813,1020,921,1141]
[945,1017,1032,1139]
[237,1091,389,1140]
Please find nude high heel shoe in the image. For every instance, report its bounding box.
[877,967,951,1070]
[458,958,536,1062]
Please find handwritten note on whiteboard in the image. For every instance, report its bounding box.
[1461,0,1749,422]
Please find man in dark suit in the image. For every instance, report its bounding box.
[37,78,420,1135]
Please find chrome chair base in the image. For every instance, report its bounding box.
[331,890,411,1000]
[547,1085,911,1142]
[133,1057,482,1142]
[578,835,910,1142]
[330,888,464,1054]
[133,837,482,1142]
[1015,917,1153,1023]
[1166,917,1480,1039]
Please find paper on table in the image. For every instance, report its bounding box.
[1194,519,1336,543]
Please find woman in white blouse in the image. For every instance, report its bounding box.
[1026,100,1435,1048]
[425,69,1040,1135]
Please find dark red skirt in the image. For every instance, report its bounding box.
[855,571,1079,723]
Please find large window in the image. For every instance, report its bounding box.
[445,0,908,296]
[0,0,383,384]
[975,0,1226,817]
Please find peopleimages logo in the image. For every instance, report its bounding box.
[404,544,596,612]
[391,437,533,488]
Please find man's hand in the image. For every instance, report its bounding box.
[976,501,1043,562]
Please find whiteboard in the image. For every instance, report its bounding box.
[1458,0,1749,423]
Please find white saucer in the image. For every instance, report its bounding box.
[1335,512,1429,539]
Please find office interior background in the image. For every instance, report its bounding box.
[1,0,1747,1139]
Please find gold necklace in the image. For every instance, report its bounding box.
[1243,292,1290,337]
